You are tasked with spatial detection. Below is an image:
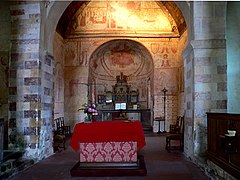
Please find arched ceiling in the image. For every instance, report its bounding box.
[56,1,186,38]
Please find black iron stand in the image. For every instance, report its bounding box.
[162,88,168,133]
[155,117,164,134]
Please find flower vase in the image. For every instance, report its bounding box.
[85,114,92,123]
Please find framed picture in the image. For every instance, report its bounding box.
[105,91,113,103]
[98,95,106,104]
[130,90,139,103]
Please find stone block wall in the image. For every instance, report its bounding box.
[191,40,227,158]
[183,44,195,159]
[182,1,228,162]
[9,2,54,160]
[38,51,54,159]
[0,1,11,148]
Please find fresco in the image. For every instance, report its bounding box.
[66,1,179,37]
[89,39,153,80]
[64,41,78,66]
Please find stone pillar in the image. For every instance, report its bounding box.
[38,51,55,159]
[183,1,227,160]
[192,39,227,157]
[9,2,54,160]
[182,43,195,158]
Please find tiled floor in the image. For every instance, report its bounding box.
[8,135,210,180]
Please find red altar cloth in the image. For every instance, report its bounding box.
[70,120,146,152]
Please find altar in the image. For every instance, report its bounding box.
[70,120,147,176]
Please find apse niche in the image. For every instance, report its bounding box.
[89,39,154,109]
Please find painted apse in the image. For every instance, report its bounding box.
[53,1,186,132]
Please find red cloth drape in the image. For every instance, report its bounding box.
[70,120,146,152]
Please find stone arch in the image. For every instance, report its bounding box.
[47,0,190,150]
[87,39,155,127]
[45,1,190,54]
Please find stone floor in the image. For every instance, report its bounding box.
[7,135,210,180]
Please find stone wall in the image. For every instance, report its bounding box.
[183,43,194,158]
[191,39,227,158]
[226,2,240,113]
[38,51,54,159]
[0,1,11,150]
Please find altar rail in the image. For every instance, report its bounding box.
[100,109,151,124]
[207,112,240,179]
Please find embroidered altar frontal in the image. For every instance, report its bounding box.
[79,141,137,163]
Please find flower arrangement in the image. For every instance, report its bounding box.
[78,103,98,123]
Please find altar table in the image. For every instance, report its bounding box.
[70,120,147,176]
[70,120,146,162]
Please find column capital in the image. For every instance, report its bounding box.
[190,39,226,49]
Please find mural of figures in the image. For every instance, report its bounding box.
[154,69,178,94]
[55,63,64,102]
[139,80,147,101]
[64,41,78,66]
[161,54,170,67]
[79,50,87,66]
[89,39,153,81]
[110,51,134,68]
[66,1,179,37]
[179,66,184,92]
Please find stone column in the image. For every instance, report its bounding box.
[9,1,54,160]
[192,39,227,156]
[38,51,55,159]
[183,1,227,160]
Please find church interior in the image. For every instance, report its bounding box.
[0,1,240,179]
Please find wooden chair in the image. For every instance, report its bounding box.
[165,116,184,151]
[53,130,66,152]
[53,117,71,152]
[55,117,71,137]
